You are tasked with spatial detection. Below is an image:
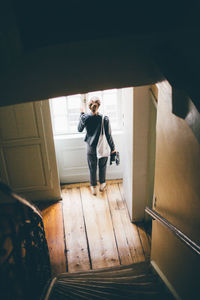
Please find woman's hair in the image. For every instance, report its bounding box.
[88,96,101,113]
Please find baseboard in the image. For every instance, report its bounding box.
[61,178,123,189]
[151,260,181,300]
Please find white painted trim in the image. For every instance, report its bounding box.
[60,146,86,151]
[60,172,122,184]
[61,166,88,171]
[151,260,181,300]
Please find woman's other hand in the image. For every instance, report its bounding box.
[111,150,116,154]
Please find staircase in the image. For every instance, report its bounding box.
[41,262,174,300]
[0,182,174,300]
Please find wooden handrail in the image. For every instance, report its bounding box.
[145,207,200,255]
[0,181,42,219]
[0,181,51,300]
[12,192,43,219]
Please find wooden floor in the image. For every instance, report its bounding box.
[40,181,151,277]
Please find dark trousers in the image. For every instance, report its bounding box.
[87,144,108,186]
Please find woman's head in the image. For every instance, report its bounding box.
[88,96,101,114]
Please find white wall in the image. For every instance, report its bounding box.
[132,86,157,221]
[151,81,200,299]
[121,87,134,219]
[121,86,157,222]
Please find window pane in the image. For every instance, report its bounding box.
[50,89,122,135]
[68,113,80,131]
[88,91,102,99]
[103,93,117,105]
[51,97,67,115]
[67,94,81,130]
[54,116,68,133]
[69,124,78,132]
[67,94,81,108]
[102,90,119,129]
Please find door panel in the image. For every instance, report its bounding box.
[4,144,46,189]
[0,102,39,140]
[0,100,61,201]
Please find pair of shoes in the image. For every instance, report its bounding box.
[99,182,106,192]
[91,186,97,195]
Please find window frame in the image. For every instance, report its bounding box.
[50,89,123,136]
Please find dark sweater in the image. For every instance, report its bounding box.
[78,113,115,151]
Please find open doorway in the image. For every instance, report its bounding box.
[49,86,157,222]
[49,88,124,184]
[42,86,157,275]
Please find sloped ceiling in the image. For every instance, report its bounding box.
[0,1,200,111]
[12,1,197,51]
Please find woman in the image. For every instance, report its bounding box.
[78,96,116,195]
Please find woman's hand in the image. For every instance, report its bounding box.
[80,107,85,113]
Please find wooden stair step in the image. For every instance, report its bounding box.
[42,262,174,300]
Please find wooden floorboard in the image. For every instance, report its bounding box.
[41,202,66,277]
[41,180,151,275]
[62,188,91,273]
[137,224,151,261]
[80,186,120,269]
[118,183,145,263]
[106,183,133,265]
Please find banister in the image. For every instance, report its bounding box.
[0,181,42,219]
[0,181,51,300]
[12,192,43,219]
[145,206,200,255]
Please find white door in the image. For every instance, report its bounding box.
[0,100,61,201]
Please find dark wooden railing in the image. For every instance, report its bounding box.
[0,182,51,300]
[145,207,200,255]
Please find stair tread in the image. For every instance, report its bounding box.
[58,262,151,278]
[42,262,174,300]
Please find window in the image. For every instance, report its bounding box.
[50,94,82,134]
[50,89,122,135]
